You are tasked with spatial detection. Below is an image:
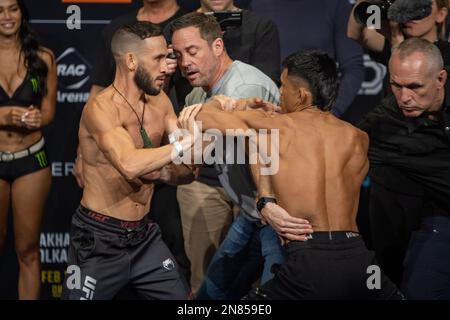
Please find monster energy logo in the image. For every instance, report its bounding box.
[30,77,39,94]
[35,151,48,168]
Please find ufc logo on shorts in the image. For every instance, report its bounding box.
[66,265,97,300]
[80,276,97,300]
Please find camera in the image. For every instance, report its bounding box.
[353,0,432,26]
[205,11,243,31]
[354,0,393,26]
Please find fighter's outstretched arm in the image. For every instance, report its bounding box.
[179,99,283,135]
[157,98,200,185]
[195,99,254,133]
[82,99,195,181]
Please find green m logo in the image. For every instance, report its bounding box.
[30,77,39,94]
[35,150,48,168]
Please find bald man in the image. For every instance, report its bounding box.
[62,22,198,300]
[360,38,450,299]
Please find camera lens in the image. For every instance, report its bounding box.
[354,2,373,25]
[354,1,390,26]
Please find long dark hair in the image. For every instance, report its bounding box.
[17,0,48,103]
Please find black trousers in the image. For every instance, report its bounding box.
[244,232,403,300]
[369,179,423,286]
[402,215,450,299]
[62,206,189,300]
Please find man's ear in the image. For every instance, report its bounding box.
[436,7,448,24]
[212,38,225,57]
[126,53,137,71]
[437,69,447,89]
[297,87,313,107]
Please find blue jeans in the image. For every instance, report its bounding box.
[402,216,450,299]
[196,212,285,300]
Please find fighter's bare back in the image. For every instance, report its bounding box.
[256,109,369,232]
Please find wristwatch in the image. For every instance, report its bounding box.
[256,197,277,214]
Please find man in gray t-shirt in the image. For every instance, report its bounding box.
[172,12,284,299]
[186,60,279,221]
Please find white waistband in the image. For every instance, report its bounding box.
[0,137,45,162]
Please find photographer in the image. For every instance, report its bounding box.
[348,0,449,65]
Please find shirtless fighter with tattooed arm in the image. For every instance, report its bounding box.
[180,50,403,299]
[62,22,198,300]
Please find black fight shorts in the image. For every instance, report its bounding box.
[62,206,190,300]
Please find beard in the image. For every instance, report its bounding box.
[134,65,161,96]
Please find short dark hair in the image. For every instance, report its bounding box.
[170,12,222,44]
[283,51,339,111]
[111,21,163,57]
[121,21,162,40]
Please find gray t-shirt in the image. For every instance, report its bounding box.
[186,60,280,220]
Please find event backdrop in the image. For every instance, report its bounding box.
[0,0,383,299]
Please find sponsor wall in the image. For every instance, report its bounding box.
[0,0,384,299]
